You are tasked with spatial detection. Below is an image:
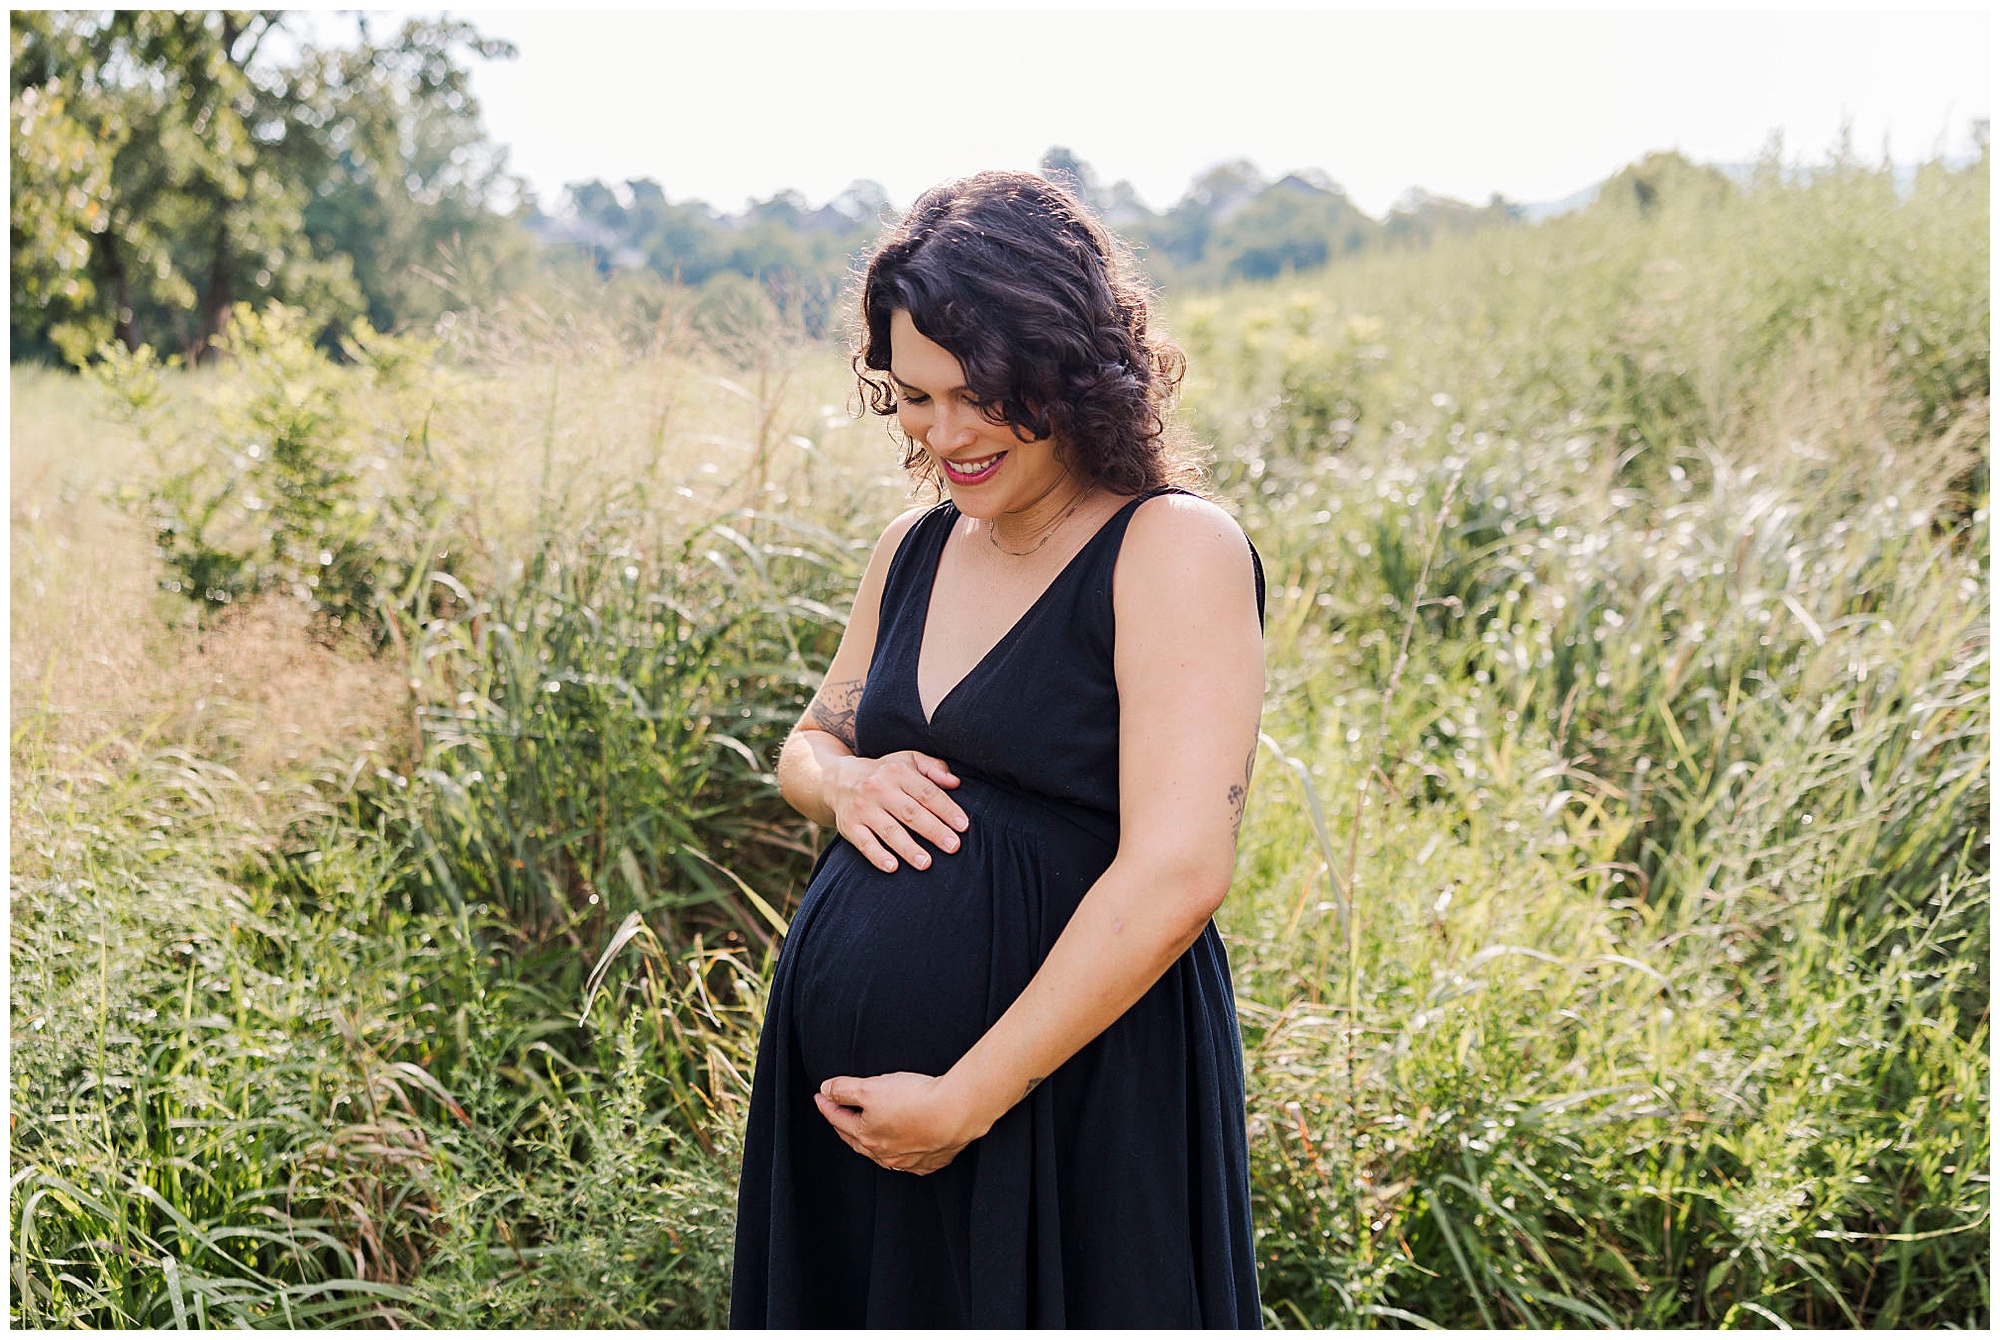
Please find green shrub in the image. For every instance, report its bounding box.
[100,303,452,643]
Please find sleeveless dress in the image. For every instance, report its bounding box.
[729,487,1266,1328]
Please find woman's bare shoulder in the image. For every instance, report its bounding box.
[1113,491,1256,627]
[859,501,940,572]
[883,501,942,547]
[1122,492,1251,572]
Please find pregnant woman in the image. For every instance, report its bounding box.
[730,170,1267,1328]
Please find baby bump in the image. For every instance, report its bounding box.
[783,784,1109,1084]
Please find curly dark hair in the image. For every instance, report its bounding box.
[853,170,1206,496]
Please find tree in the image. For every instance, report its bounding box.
[9,10,526,363]
[1038,145,1107,214]
[829,179,891,229]
[1187,159,1268,219]
[1204,175,1379,283]
[1124,159,1268,275]
[1101,179,1151,228]
[1383,188,1519,247]
[293,16,535,336]
[9,18,119,359]
[1595,150,1736,216]
[539,177,881,336]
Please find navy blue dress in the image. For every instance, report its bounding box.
[730,487,1265,1327]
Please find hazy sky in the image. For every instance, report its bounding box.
[441,5,1990,216]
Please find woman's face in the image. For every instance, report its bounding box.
[888,309,1072,518]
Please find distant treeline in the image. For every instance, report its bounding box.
[8,8,1787,364]
[533,146,1536,334]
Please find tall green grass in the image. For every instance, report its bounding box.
[388,498,849,948]
[1204,150,1989,1326]
[12,149,1987,1326]
[11,721,429,1325]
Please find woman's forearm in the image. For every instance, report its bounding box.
[937,853,1230,1136]
[777,727,853,827]
[781,674,869,826]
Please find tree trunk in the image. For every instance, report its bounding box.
[194,217,232,363]
[95,230,137,352]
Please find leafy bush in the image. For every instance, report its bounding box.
[100,303,452,643]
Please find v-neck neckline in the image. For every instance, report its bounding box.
[913,491,1152,729]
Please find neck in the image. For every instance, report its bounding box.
[988,472,1097,552]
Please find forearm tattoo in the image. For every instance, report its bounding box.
[805,677,864,751]
[1227,743,1256,842]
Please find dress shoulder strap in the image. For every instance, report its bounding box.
[874,498,957,625]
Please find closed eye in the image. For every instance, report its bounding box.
[892,378,982,410]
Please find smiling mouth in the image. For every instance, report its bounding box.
[940,452,1005,484]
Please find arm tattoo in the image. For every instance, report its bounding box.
[805,677,864,751]
[1227,743,1257,842]
[1023,1076,1045,1099]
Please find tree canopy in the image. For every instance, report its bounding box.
[10,10,529,363]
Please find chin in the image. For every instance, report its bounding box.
[940,487,1005,520]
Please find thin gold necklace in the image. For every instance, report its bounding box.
[986,485,1092,557]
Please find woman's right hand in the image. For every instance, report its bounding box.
[825,750,969,873]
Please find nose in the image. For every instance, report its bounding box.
[926,399,979,453]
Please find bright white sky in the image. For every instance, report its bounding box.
[410,5,1986,217]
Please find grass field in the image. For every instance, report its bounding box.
[11,151,1989,1327]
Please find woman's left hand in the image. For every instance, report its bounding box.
[813,1071,989,1176]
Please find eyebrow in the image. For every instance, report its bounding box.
[888,369,968,396]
